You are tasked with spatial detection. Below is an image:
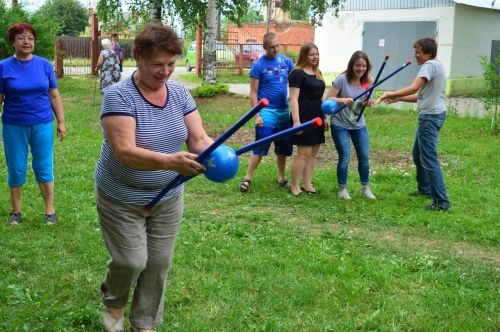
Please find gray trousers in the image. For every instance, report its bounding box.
[96,188,184,329]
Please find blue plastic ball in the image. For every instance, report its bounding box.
[202,144,239,183]
[321,99,339,115]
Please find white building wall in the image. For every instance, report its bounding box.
[451,4,500,77]
[316,7,455,75]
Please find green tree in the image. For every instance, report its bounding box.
[288,0,311,21]
[268,0,344,25]
[97,0,344,29]
[98,0,252,29]
[234,2,263,24]
[479,54,500,133]
[34,0,88,36]
[0,4,58,60]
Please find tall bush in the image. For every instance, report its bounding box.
[479,54,500,133]
[0,5,58,60]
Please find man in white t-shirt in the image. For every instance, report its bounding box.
[378,38,451,211]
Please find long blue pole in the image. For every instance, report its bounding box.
[235,117,323,156]
[145,98,269,210]
[356,53,390,122]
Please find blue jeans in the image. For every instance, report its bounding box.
[413,112,450,208]
[331,125,370,187]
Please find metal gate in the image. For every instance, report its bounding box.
[61,36,92,76]
[362,21,437,90]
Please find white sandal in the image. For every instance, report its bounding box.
[103,307,124,332]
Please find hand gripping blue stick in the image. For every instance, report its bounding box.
[145,98,269,210]
[235,117,323,156]
[330,60,412,116]
[356,53,390,122]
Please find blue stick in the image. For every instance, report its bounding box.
[356,53,390,122]
[331,60,412,116]
[145,98,269,210]
[235,117,323,155]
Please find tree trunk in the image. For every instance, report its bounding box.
[203,0,217,83]
[149,0,162,23]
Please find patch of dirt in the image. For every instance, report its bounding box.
[194,94,421,172]
[211,123,414,172]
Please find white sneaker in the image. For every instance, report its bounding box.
[338,188,352,200]
[362,186,376,200]
[103,307,124,332]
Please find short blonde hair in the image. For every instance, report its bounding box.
[101,38,112,49]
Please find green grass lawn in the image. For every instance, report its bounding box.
[0,76,498,331]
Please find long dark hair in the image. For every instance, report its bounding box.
[345,51,372,85]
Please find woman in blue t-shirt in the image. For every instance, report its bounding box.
[325,51,376,200]
[0,22,66,225]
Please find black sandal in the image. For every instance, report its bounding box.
[9,212,21,225]
[239,179,251,192]
[44,213,57,225]
[301,187,318,194]
[277,179,291,188]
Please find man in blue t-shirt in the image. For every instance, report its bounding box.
[239,32,294,192]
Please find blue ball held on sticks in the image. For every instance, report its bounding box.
[202,144,239,183]
[321,99,339,115]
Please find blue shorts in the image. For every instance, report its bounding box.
[252,125,293,156]
[259,107,290,128]
[2,122,54,187]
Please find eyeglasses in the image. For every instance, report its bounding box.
[15,36,35,42]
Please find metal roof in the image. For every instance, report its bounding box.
[453,0,500,10]
[339,0,499,10]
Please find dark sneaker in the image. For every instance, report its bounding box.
[44,213,57,225]
[409,191,432,199]
[9,212,21,225]
[425,204,449,211]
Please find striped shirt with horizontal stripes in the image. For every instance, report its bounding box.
[95,74,197,205]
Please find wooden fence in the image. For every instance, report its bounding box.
[56,34,303,77]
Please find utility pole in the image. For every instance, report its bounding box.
[149,0,162,23]
[266,0,273,33]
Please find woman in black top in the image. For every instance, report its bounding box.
[288,43,327,196]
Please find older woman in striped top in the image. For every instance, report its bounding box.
[95,23,213,332]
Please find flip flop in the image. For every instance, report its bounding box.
[239,179,251,192]
[301,187,318,194]
[277,179,291,188]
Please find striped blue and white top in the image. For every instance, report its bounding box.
[95,74,197,205]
